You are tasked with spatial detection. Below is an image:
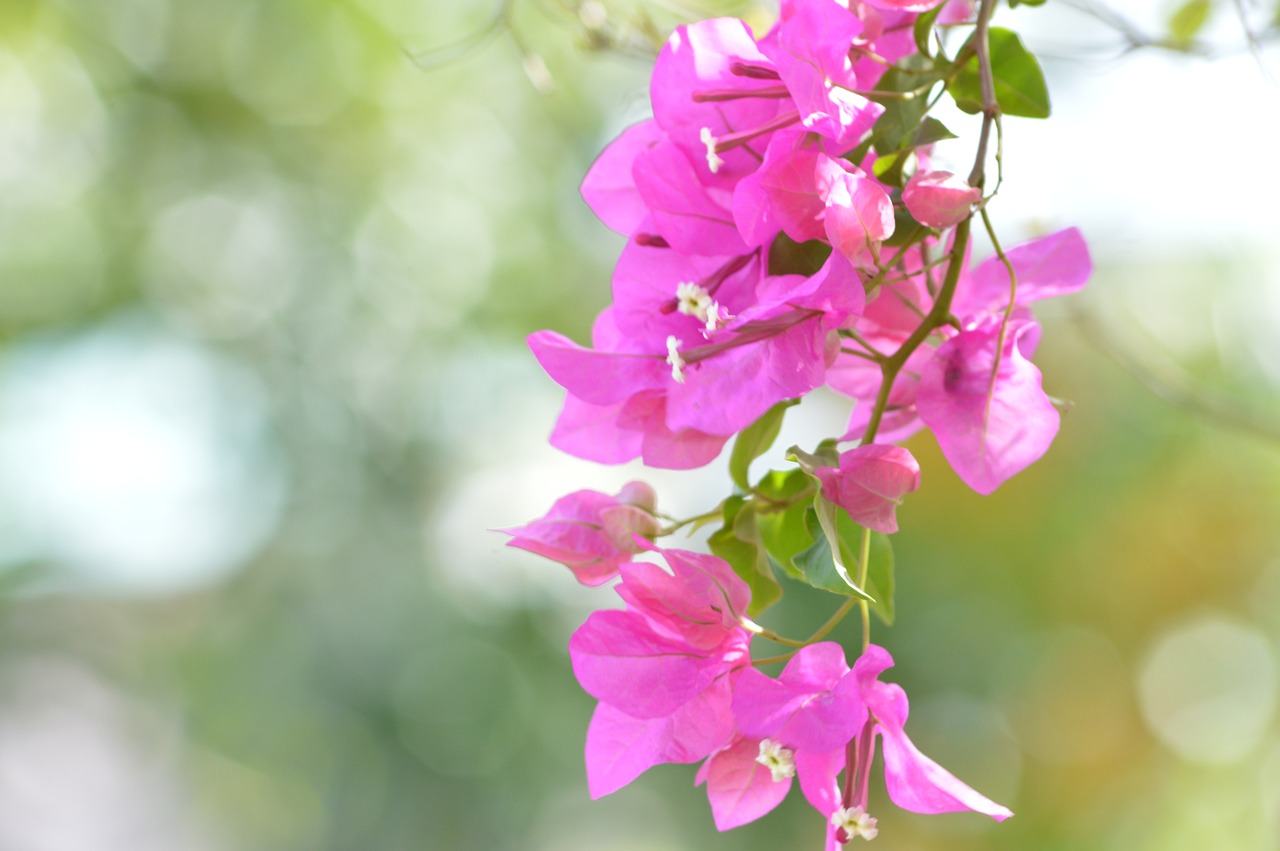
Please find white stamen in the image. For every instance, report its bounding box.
[676,282,714,321]
[700,127,724,174]
[665,335,686,383]
[830,805,879,841]
[704,300,729,333]
[756,739,796,783]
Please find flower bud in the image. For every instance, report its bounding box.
[902,170,981,229]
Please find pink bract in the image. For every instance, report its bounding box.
[916,318,1059,495]
[816,444,921,534]
[902,170,982,229]
[501,481,659,585]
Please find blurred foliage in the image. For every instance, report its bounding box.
[0,1,1277,850]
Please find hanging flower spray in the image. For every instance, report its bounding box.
[506,0,1090,842]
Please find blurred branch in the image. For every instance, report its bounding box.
[1072,307,1280,448]
[1058,0,1280,60]
[408,0,514,69]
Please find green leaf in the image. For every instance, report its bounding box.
[947,27,1051,119]
[791,497,896,624]
[882,205,924,246]
[913,4,944,57]
[869,60,939,155]
[753,469,815,578]
[908,116,958,149]
[1169,0,1212,42]
[730,401,796,490]
[768,233,833,277]
[862,530,895,626]
[1008,0,1047,6]
[708,497,783,616]
[786,443,838,475]
[793,505,874,601]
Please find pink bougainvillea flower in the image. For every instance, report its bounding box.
[915,316,1059,495]
[580,119,664,236]
[824,170,895,264]
[949,226,1092,320]
[816,444,921,534]
[840,645,1013,828]
[760,0,884,149]
[902,170,981,229]
[634,140,750,256]
[501,481,660,585]
[732,642,867,753]
[717,641,1010,841]
[730,644,1010,846]
[863,0,947,12]
[572,546,753,794]
[649,18,791,181]
[696,735,795,830]
[732,128,856,248]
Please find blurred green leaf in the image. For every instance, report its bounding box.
[913,5,944,57]
[1169,0,1212,42]
[709,496,783,615]
[730,401,796,490]
[949,27,1051,119]
[768,234,833,277]
[793,496,874,601]
[870,58,940,154]
[791,499,895,624]
[754,469,815,578]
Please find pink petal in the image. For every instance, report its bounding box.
[585,675,736,797]
[633,142,748,256]
[954,228,1092,318]
[548,395,643,465]
[616,393,730,469]
[916,320,1059,495]
[732,130,850,246]
[902,170,981,229]
[816,444,921,534]
[870,681,1013,820]
[569,610,719,719]
[502,488,632,585]
[732,643,867,753]
[796,746,844,816]
[580,119,664,235]
[824,173,895,264]
[664,309,829,435]
[699,736,792,830]
[528,330,666,406]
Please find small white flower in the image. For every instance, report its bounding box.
[755,738,796,783]
[676,282,713,320]
[830,805,879,841]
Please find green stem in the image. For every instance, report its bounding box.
[808,598,857,644]
[857,526,872,651]
[858,215,972,445]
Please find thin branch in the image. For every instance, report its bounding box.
[1072,307,1280,448]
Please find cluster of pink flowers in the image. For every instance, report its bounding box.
[507,0,1091,843]
[507,515,1011,844]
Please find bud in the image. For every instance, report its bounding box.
[902,170,981,229]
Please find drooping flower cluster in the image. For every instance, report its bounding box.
[507,0,1090,843]
[550,539,1011,842]
[530,0,1089,496]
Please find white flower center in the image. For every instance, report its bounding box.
[665,335,686,383]
[831,805,878,842]
[700,127,724,174]
[756,738,796,783]
[676,282,713,319]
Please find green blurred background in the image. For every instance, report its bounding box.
[0,0,1278,849]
